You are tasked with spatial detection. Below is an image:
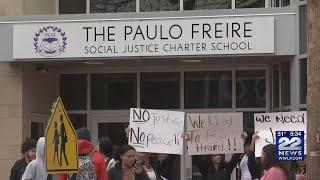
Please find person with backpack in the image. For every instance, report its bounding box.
[10,138,37,180]
[21,137,52,180]
[59,127,107,180]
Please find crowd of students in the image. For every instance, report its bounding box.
[10,127,307,180]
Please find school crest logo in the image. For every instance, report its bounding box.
[34,26,67,57]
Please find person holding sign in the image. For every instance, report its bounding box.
[108,145,149,180]
[193,153,241,180]
[250,133,287,180]
[236,132,261,180]
[181,134,240,180]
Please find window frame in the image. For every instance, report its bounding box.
[57,0,273,14]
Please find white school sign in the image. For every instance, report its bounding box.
[186,112,244,155]
[254,111,307,157]
[128,108,185,155]
[13,16,274,59]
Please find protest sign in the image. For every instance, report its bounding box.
[129,108,185,155]
[254,111,307,157]
[186,113,244,155]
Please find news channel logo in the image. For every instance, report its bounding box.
[276,131,304,161]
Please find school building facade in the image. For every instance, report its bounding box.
[0,0,307,179]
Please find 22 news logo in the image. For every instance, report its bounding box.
[276,131,304,161]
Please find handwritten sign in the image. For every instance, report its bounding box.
[186,113,244,155]
[254,111,307,157]
[129,108,185,155]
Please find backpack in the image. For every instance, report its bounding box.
[69,156,97,180]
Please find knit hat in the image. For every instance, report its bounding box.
[76,127,91,141]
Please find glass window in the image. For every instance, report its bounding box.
[184,71,232,109]
[271,0,280,7]
[282,0,290,6]
[31,122,44,140]
[141,72,180,109]
[90,0,136,13]
[236,70,266,108]
[184,0,231,10]
[140,0,179,12]
[300,59,307,104]
[272,65,280,108]
[91,73,137,110]
[69,114,87,130]
[98,123,128,148]
[299,5,307,54]
[281,63,291,106]
[59,0,86,14]
[236,0,265,8]
[243,111,264,133]
[60,74,87,110]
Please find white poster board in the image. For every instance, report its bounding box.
[186,113,244,155]
[128,108,185,155]
[254,111,307,157]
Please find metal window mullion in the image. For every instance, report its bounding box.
[56,0,59,14]
[279,64,282,110]
[266,0,270,8]
[271,65,274,111]
[180,72,184,109]
[180,71,187,180]
[232,69,236,110]
[67,110,87,114]
[180,0,183,11]
[136,0,140,12]
[86,0,90,14]
[232,0,236,9]
[87,73,91,130]
[137,72,141,108]
[266,67,271,112]
[57,73,61,98]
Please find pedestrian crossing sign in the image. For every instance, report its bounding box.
[45,97,78,174]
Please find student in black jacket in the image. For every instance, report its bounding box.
[109,145,149,180]
[10,138,37,180]
[138,152,163,180]
[194,153,241,180]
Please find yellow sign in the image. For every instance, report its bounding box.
[45,97,78,174]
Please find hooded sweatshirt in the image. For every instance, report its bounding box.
[21,137,48,180]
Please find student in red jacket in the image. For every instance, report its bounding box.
[59,128,108,180]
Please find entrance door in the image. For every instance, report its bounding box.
[25,112,49,140]
[91,110,129,144]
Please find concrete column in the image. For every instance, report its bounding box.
[0,62,23,179]
[307,0,320,179]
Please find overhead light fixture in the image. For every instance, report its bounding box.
[35,64,48,72]
[180,59,202,63]
[83,61,105,65]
